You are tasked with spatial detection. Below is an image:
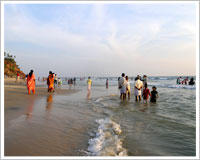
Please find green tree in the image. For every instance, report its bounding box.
[10,66,15,72]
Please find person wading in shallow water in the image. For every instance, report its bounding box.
[150,86,158,103]
[142,83,151,103]
[119,73,126,100]
[106,78,109,89]
[47,71,55,92]
[134,76,143,101]
[87,77,92,99]
[125,76,131,100]
[27,70,35,95]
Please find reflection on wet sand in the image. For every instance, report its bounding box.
[25,96,36,118]
[46,94,53,110]
[87,91,91,100]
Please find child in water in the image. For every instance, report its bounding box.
[142,83,151,103]
[150,86,158,103]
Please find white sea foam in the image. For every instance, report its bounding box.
[87,118,127,156]
[95,98,103,103]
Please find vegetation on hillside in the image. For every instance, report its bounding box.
[4,52,25,78]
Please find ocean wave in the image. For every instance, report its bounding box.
[86,118,127,156]
[147,83,196,90]
[159,77,168,80]
[167,85,196,90]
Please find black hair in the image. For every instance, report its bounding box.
[152,86,157,90]
[29,70,33,77]
[122,73,125,77]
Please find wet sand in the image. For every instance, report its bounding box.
[5,78,76,121]
[5,78,76,106]
[4,78,82,156]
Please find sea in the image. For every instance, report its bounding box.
[5,76,196,156]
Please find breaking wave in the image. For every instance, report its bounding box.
[86,118,127,156]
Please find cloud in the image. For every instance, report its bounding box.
[4,3,196,76]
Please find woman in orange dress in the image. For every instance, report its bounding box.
[27,70,35,94]
[47,71,54,92]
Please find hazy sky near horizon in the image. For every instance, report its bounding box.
[4,3,197,77]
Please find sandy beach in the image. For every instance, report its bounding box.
[5,78,76,107]
[4,78,82,156]
[5,78,76,120]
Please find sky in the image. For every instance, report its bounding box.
[4,3,197,77]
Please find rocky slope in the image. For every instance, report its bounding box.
[4,58,25,78]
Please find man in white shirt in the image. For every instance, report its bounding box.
[119,73,126,100]
[134,76,143,101]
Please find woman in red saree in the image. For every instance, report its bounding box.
[27,70,35,94]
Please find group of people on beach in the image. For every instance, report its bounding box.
[26,70,58,94]
[176,76,195,85]
[26,70,158,104]
[118,73,158,103]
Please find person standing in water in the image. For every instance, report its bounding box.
[27,70,35,95]
[87,77,92,99]
[47,71,55,92]
[54,74,58,87]
[184,77,189,85]
[150,86,158,103]
[119,73,127,100]
[134,76,143,101]
[106,78,109,89]
[142,83,151,103]
[189,77,195,85]
[142,75,148,86]
[125,76,131,100]
[177,77,181,84]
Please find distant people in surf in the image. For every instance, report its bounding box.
[26,70,35,95]
[177,76,194,85]
[58,78,62,86]
[54,74,58,86]
[106,79,109,89]
[68,78,76,85]
[189,77,195,85]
